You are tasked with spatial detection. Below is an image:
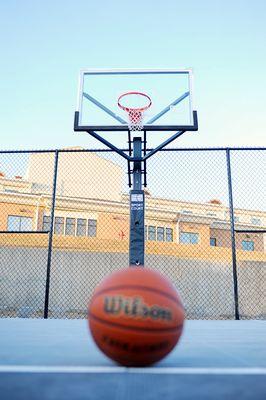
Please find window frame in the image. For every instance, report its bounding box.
[76,218,87,236]
[88,219,97,237]
[180,231,199,245]
[7,215,33,232]
[148,226,156,241]
[65,217,76,236]
[165,228,173,242]
[210,237,217,247]
[157,226,165,242]
[242,240,254,251]
[42,215,51,232]
[54,217,64,235]
[251,217,261,225]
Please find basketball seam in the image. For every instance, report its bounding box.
[91,285,184,309]
[89,312,184,333]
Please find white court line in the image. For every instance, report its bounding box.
[0,365,266,375]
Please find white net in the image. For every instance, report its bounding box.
[118,92,152,131]
[127,109,144,131]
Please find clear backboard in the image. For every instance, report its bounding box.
[74,69,198,132]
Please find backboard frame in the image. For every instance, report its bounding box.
[74,69,198,132]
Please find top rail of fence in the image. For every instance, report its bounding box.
[0,147,265,154]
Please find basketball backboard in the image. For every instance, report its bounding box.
[74,69,197,132]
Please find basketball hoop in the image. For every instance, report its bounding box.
[118,91,152,131]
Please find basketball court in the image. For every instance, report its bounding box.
[0,318,265,399]
[1,1,266,398]
[0,70,265,398]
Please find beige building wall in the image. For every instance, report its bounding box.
[25,149,123,202]
[0,192,265,255]
[0,150,265,256]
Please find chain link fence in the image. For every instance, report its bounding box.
[0,148,265,320]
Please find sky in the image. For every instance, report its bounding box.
[0,0,266,150]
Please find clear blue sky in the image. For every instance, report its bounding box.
[1,0,266,150]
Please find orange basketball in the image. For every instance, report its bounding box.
[88,267,185,366]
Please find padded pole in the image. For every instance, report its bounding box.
[129,137,145,266]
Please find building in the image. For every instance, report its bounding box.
[0,150,265,255]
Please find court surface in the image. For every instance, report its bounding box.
[0,318,265,399]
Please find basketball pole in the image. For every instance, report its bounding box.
[74,127,193,268]
[129,137,145,266]
[75,126,194,268]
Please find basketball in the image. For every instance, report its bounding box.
[88,267,185,366]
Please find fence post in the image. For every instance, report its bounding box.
[226,149,240,320]
[44,150,59,319]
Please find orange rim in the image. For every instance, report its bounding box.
[118,91,152,112]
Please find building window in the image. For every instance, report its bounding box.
[157,227,164,242]
[251,218,261,225]
[88,219,97,237]
[180,232,199,244]
[166,228,173,242]
[207,212,217,217]
[145,225,173,242]
[54,217,64,235]
[7,215,32,231]
[77,218,86,236]
[242,241,254,251]
[182,210,193,214]
[148,226,156,241]
[210,237,217,247]
[234,216,240,222]
[42,216,51,231]
[65,218,75,236]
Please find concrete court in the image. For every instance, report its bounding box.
[0,318,265,399]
